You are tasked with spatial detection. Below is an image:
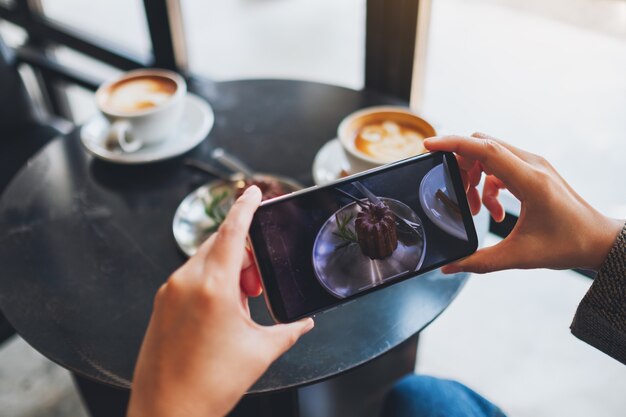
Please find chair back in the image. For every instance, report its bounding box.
[0,35,36,130]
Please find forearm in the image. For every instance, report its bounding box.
[571,220,626,364]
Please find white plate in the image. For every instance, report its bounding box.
[173,176,303,257]
[419,164,468,241]
[312,197,426,298]
[312,138,350,186]
[80,94,214,164]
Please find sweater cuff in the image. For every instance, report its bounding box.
[571,303,626,364]
[570,221,626,365]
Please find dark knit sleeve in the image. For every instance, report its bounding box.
[570,222,626,365]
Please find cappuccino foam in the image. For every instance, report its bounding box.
[104,75,177,114]
[354,121,426,163]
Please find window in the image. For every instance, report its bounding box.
[180,0,366,89]
[0,18,26,48]
[418,1,626,415]
[39,0,151,60]
[421,0,626,215]
[52,47,123,123]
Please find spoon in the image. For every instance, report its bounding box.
[211,148,255,179]
[352,181,422,235]
[353,182,383,206]
[334,187,369,209]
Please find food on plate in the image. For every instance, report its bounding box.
[355,201,398,259]
[234,177,286,201]
[203,177,287,234]
[435,189,461,216]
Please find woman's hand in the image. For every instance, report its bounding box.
[424,133,623,273]
[127,186,314,417]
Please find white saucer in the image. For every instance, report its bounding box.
[81,94,214,164]
[312,138,350,186]
[419,164,468,241]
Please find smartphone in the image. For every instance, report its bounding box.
[248,151,478,323]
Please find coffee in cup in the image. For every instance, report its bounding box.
[338,106,436,173]
[95,69,187,152]
[101,75,178,114]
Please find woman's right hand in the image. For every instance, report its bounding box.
[424,133,623,274]
[127,186,314,417]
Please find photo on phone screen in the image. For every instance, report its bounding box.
[249,152,478,322]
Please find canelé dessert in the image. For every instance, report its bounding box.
[235,178,285,201]
[355,202,398,259]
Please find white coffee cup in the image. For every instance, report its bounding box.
[337,106,437,174]
[95,69,187,152]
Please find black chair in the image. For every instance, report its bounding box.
[0,34,65,344]
[0,35,66,192]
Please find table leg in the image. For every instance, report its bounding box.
[297,334,418,417]
[73,334,418,417]
[230,334,419,417]
[72,374,129,417]
[229,390,300,417]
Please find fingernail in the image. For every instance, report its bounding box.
[423,138,440,149]
[303,318,315,332]
[441,264,462,274]
[242,185,261,199]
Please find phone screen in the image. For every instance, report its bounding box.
[249,152,478,322]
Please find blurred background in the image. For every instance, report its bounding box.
[0,0,625,416]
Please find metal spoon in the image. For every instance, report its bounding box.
[352,181,422,235]
[353,182,383,206]
[211,148,255,179]
[334,187,369,209]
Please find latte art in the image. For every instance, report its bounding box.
[354,121,426,163]
[103,75,177,114]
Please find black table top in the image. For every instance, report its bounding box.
[0,79,480,392]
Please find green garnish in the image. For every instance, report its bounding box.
[203,190,229,232]
[333,213,358,245]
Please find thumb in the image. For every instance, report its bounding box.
[441,240,519,274]
[262,318,315,362]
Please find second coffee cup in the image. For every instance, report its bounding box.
[337,106,436,174]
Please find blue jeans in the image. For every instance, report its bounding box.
[382,375,507,417]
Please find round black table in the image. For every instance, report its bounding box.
[0,80,477,400]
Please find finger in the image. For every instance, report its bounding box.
[241,267,262,297]
[241,248,262,296]
[441,240,518,274]
[460,170,469,193]
[471,132,532,161]
[261,318,315,362]
[482,175,506,222]
[195,232,218,263]
[209,186,262,272]
[240,250,262,314]
[240,291,251,316]
[459,168,482,215]
[455,154,479,172]
[424,135,528,196]
[174,233,217,280]
[468,163,483,188]
[242,246,254,269]
[467,186,482,215]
